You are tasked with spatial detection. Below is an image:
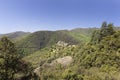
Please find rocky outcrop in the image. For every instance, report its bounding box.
[57,41,69,47]
[34,67,40,75]
[50,56,73,66]
[34,56,73,77]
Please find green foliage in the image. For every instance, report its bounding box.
[23,43,78,67]
[0,37,20,80]
[2,22,120,80]
[16,31,79,55]
[0,37,35,80]
[91,30,101,44]
[23,23,120,79]
[62,69,83,80]
[69,28,94,42]
[91,22,115,44]
[100,22,115,41]
[0,31,30,42]
[74,23,120,80]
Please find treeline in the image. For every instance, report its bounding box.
[75,22,120,79]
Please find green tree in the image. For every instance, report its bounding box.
[91,22,115,44]
[101,21,107,31]
[0,37,20,80]
[107,23,115,35]
[91,30,101,44]
[0,37,34,80]
[100,22,115,40]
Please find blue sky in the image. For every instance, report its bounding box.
[0,0,120,33]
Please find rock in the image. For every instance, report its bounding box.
[34,67,40,77]
[57,41,68,47]
[34,56,73,77]
[50,56,73,66]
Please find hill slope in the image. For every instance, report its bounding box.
[0,31,30,41]
[23,24,120,80]
[0,28,96,56]
[69,28,97,42]
[16,31,80,55]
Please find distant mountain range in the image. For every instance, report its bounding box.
[0,31,30,41]
[0,27,119,55]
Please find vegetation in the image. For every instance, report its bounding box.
[16,31,80,55]
[0,31,30,42]
[0,37,35,80]
[24,22,120,80]
[1,22,120,80]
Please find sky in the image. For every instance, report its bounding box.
[0,0,120,33]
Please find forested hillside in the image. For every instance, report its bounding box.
[16,31,79,55]
[23,22,120,80]
[15,29,94,55]
[0,31,30,41]
[1,22,120,80]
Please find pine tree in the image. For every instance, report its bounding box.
[101,21,107,30]
[91,22,115,44]
[0,37,30,80]
[0,37,20,79]
[107,23,115,35]
[100,22,115,39]
[100,21,108,40]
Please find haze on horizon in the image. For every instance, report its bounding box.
[0,0,120,33]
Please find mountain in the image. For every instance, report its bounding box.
[69,28,97,42]
[16,28,96,54]
[0,31,30,41]
[0,28,95,56]
[22,25,120,80]
[16,30,80,55]
[2,24,120,80]
[0,28,94,55]
[0,28,96,56]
